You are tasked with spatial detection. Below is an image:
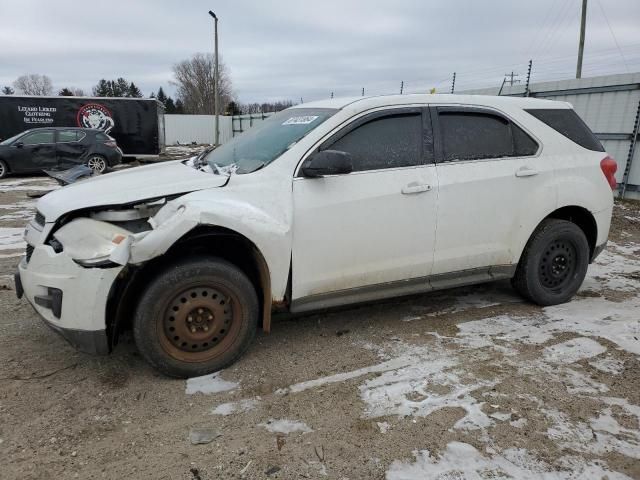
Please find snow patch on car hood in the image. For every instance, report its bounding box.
[36,161,228,221]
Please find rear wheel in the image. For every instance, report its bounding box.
[0,160,8,179]
[87,155,107,174]
[133,257,259,378]
[512,219,590,305]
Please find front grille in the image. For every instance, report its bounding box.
[34,211,45,227]
[25,244,34,263]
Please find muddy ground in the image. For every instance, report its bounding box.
[1,173,639,480]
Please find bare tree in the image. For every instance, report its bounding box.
[171,53,234,114]
[13,74,53,96]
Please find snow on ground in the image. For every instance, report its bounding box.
[0,228,26,251]
[386,441,633,480]
[185,372,238,395]
[258,419,312,434]
[0,178,58,192]
[211,398,259,415]
[214,239,640,479]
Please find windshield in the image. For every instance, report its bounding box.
[0,131,27,146]
[205,108,336,173]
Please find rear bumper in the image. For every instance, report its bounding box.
[16,245,123,355]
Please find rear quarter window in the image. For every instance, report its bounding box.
[525,108,604,152]
[95,133,110,142]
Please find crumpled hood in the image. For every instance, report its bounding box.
[37,160,228,222]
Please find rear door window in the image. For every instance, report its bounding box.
[525,108,604,152]
[437,109,539,162]
[327,112,423,172]
[57,130,78,143]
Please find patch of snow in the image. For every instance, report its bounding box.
[0,227,26,251]
[377,421,390,434]
[425,289,520,318]
[589,356,625,375]
[581,247,640,292]
[211,398,259,415]
[258,419,312,434]
[489,412,512,422]
[185,372,238,395]
[543,338,607,364]
[510,417,528,428]
[385,441,632,480]
[544,398,640,460]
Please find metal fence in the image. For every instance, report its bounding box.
[164,113,273,146]
[462,72,640,199]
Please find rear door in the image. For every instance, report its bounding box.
[291,107,439,310]
[11,129,57,172]
[431,106,553,274]
[56,130,89,168]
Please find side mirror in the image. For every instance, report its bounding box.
[301,150,353,178]
[14,142,24,148]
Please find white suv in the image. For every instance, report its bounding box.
[16,94,617,377]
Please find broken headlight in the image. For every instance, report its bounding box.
[53,218,134,267]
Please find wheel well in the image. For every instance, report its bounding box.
[106,225,273,350]
[545,206,597,256]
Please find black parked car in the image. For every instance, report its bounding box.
[0,127,122,178]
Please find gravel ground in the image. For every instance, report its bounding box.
[1,173,639,480]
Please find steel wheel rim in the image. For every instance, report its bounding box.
[87,156,106,173]
[539,238,577,292]
[0,162,5,177]
[157,283,243,363]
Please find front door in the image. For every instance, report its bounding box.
[11,129,57,172]
[291,107,438,311]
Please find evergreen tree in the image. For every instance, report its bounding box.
[164,97,176,113]
[93,79,111,97]
[156,87,167,104]
[1,86,15,95]
[150,92,156,99]
[58,87,74,96]
[174,99,185,114]
[127,82,142,98]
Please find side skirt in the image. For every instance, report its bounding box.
[290,265,516,314]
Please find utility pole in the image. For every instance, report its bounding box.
[450,72,456,94]
[208,10,220,146]
[525,60,533,97]
[362,87,365,96]
[576,0,588,79]
[504,71,520,86]
[400,81,404,94]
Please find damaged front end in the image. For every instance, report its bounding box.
[18,195,200,354]
[51,197,171,268]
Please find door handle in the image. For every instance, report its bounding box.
[401,183,432,194]
[515,166,539,177]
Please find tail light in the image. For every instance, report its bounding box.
[600,156,617,190]
[104,140,118,148]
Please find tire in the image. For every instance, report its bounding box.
[86,155,107,174]
[0,159,8,179]
[512,219,590,306]
[133,257,259,378]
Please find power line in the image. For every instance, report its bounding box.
[595,0,630,73]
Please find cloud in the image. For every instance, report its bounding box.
[0,0,638,102]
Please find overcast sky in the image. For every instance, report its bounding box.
[1,0,638,103]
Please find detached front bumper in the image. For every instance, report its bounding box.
[16,244,124,355]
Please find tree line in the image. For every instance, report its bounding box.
[1,54,296,115]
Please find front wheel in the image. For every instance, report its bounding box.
[512,219,590,306]
[133,257,259,378]
[86,155,107,174]
[0,160,8,179]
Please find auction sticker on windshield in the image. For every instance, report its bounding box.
[282,116,319,125]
